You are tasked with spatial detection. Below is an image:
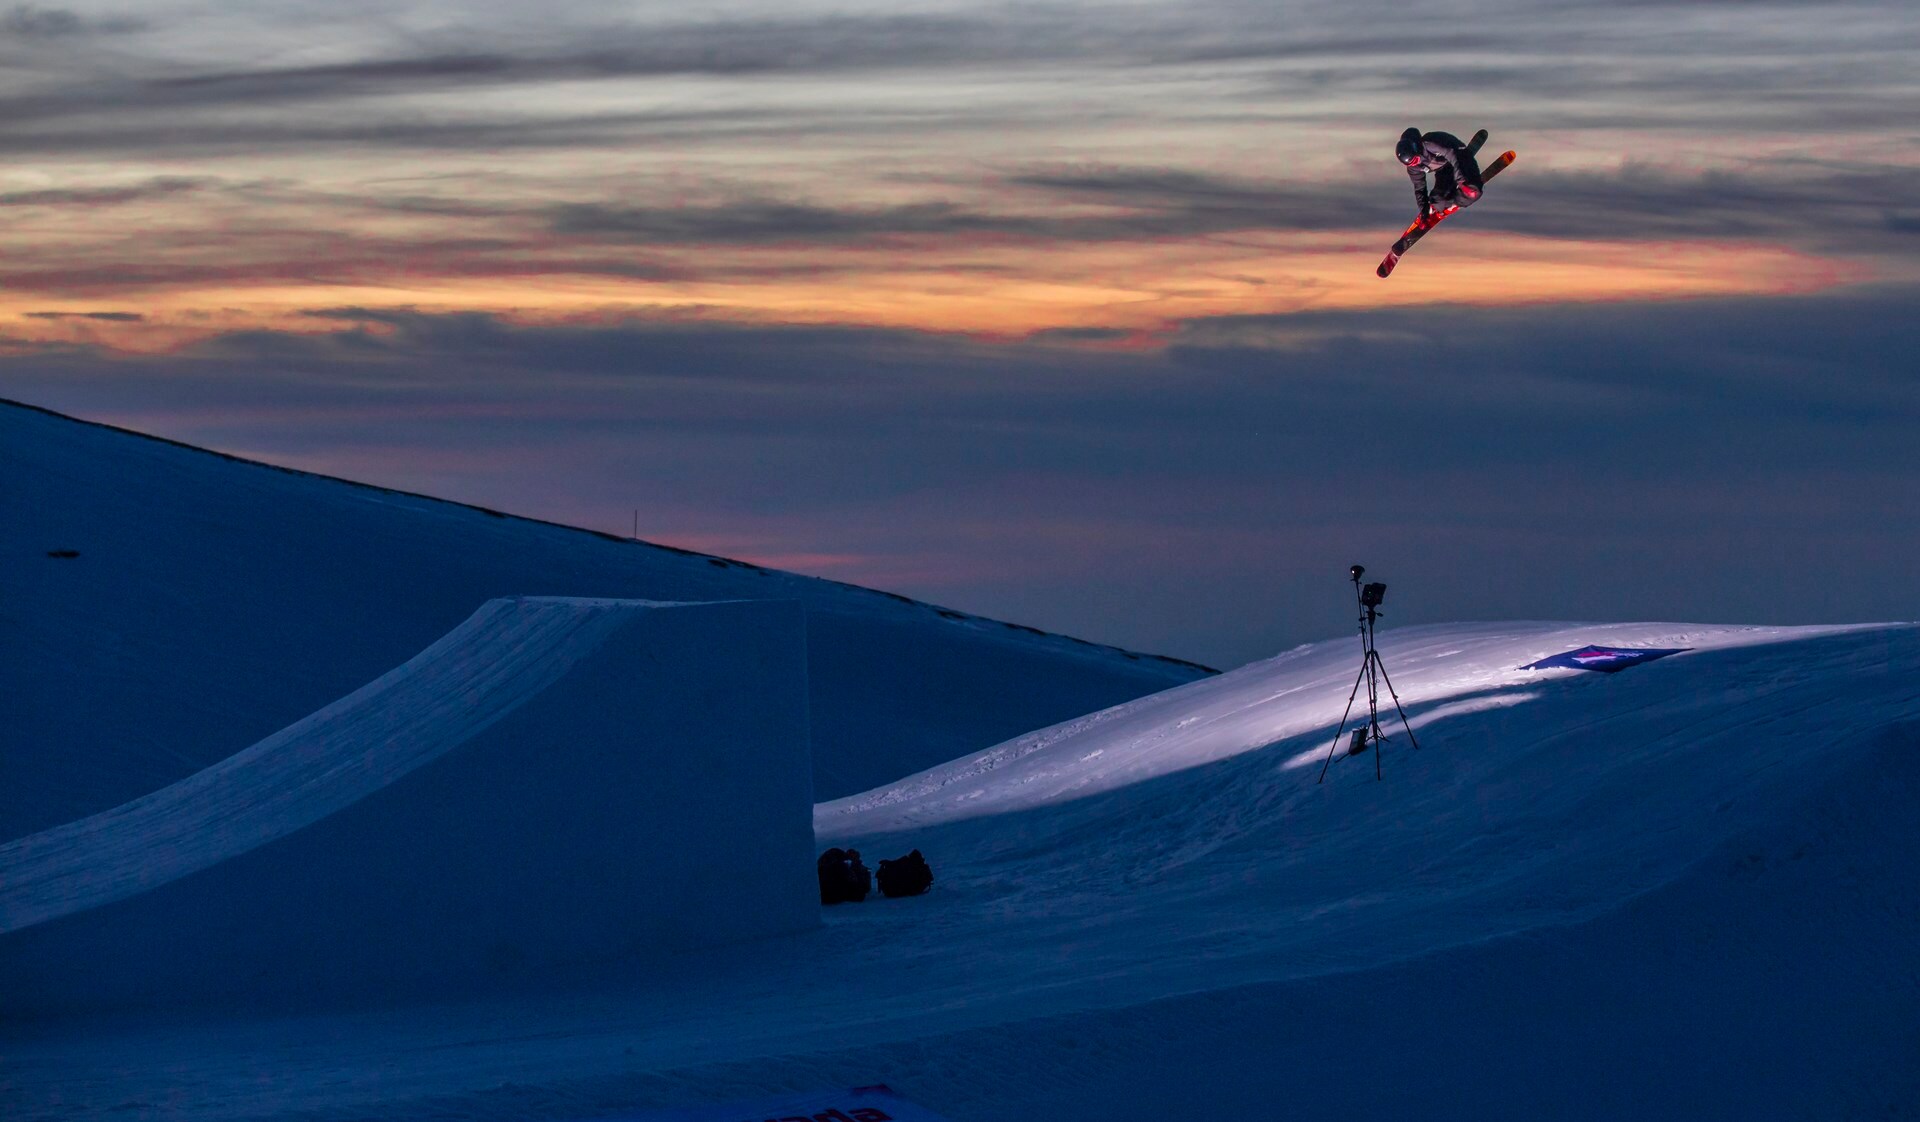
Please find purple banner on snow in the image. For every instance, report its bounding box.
[1521,645,1690,673]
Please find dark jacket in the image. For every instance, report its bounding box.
[1405,131,1483,212]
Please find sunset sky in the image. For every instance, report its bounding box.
[4,0,1917,666]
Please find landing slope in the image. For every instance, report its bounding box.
[0,399,1208,839]
[821,621,1920,989]
[6,621,1913,1120]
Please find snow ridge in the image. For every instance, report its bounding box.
[2,399,1210,838]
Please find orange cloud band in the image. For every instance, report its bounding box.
[0,230,1873,354]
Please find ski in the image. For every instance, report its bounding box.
[1376,149,1515,279]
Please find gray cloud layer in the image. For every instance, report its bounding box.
[541,159,1917,254]
[0,4,144,39]
[0,176,209,207]
[0,0,1912,154]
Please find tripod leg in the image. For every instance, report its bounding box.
[1374,655,1421,751]
[1318,661,1370,784]
[1365,650,1384,779]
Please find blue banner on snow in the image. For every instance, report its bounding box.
[1522,645,1690,673]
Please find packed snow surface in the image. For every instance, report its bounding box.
[5,598,651,931]
[1,598,815,1013]
[6,619,1915,1120]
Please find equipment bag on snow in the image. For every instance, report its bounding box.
[817,847,871,904]
[876,849,935,898]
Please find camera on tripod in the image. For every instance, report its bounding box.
[1321,563,1418,783]
[1350,564,1387,610]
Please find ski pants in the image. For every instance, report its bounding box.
[1431,152,1484,209]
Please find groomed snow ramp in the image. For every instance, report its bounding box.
[0,597,815,1017]
[1,400,1212,840]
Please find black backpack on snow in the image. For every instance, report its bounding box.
[876,849,934,898]
[817,847,871,904]
[817,848,849,904]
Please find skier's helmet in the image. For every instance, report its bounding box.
[1396,127,1424,166]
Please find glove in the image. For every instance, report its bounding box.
[1458,182,1481,205]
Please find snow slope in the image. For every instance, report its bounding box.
[5,620,1914,1120]
[0,399,1209,840]
[0,597,814,1015]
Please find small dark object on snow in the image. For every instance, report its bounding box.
[46,549,80,559]
[817,847,871,904]
[876,849,934,898]
[1347,728,1370,755]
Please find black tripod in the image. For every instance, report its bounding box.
[1318,566,1419,782]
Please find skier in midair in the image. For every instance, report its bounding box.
[1396,127,1484,221]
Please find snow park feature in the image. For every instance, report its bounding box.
[2,400,1917,1120]
[0,398,1210,843]
[0,597,816,1015]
